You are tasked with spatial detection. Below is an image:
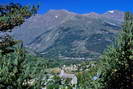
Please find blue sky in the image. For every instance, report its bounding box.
[0,0,132,14]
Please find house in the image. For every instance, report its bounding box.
[59,69,77,85]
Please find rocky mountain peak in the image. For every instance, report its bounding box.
[42,9,124,21]
[46,9,77,15]
[12,9,124,59]
[83,12,99,16]
[103,10,124,22]
[106,10,122,14]
[82,12,101,18]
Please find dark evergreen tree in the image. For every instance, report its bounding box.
[0,44,46,89]
[0,3,46,89]
[97,12,133,89]
[0,3,37,54]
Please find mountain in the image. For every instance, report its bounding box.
[103,10,124,22]
[12,10,124,60]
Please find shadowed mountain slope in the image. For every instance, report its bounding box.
[12,10,124,59]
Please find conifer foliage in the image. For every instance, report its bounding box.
[0,3,38,31]
[0,44,45,89]
[0,3,45,89]
[0,3,38,54]
[97,12,133,89]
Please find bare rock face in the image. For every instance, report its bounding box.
[103,10,124,22]
[12,10,124,59]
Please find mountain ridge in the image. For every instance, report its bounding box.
[12,10,124,59]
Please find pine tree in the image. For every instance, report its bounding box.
[0,3,46,89]
[0,3,38,54]
[97,12,133,89]
[0,44,46,89]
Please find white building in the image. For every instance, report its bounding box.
[59,69,77,85]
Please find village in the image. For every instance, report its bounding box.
[41,62,96,89]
